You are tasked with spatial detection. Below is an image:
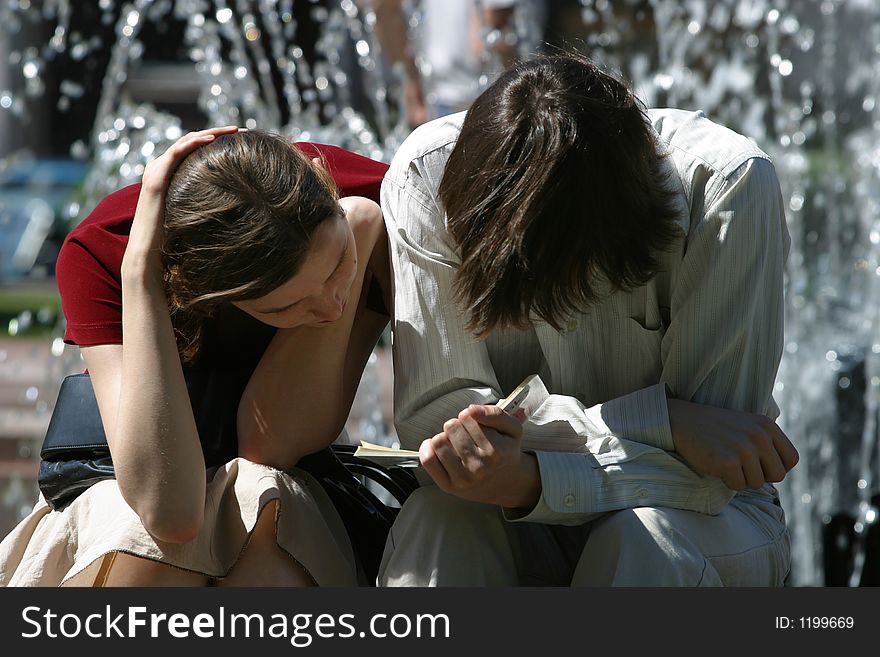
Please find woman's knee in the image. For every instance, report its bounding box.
[220,500,315,587]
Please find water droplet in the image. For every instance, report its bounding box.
[778,60,793,76]
[801,494,812,504]
[216,8,233,24]
[839,377,850,389]
[654,73,674,90]
[858,479,868,489]
[25,386,39,402]
[341,0,356,17]
[825,350,838,362]
[781,16,800,34]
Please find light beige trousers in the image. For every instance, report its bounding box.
[378,485,791,587]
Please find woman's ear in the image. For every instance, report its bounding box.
[311,156,324,170]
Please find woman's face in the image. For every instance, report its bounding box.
[232,215,358,329]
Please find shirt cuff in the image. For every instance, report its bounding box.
[586,382,675,452]
[502,450,596,526]
[502,444,737,525]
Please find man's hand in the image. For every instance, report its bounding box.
[419,404,541,509]
[668,398,800,490]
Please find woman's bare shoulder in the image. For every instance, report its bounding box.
[340,195,382,235]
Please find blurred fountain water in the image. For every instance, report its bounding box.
[2,0,880,584]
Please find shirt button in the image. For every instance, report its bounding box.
[566,320,578,332]
[563,493,576,508]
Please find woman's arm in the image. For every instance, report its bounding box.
[83,127,240,544]
[237,196,390,469]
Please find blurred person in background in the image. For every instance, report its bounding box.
[373,0,544,127]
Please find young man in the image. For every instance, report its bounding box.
[379,54,799,586]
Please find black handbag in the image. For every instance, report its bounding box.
[38,373,114,510]
[37,371,417,584]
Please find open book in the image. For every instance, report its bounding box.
[353,374,549,466]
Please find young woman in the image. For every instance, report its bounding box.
[0,126,391,586]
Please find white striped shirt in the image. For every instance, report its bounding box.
[382,108,790,525]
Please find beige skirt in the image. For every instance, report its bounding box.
[0,458,358,587]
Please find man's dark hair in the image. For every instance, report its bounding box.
[439,53,681,337]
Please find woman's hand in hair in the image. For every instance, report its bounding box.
[123,126,240,280]
[418,404,542,510]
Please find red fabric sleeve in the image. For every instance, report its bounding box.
[295,142,388,203]
[58,144,388,347]
[58,184,139,346]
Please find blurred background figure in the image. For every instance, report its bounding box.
[373,0,546,126]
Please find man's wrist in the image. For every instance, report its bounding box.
[501,452,541,510]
